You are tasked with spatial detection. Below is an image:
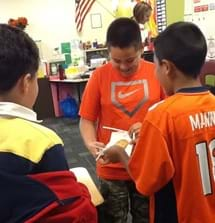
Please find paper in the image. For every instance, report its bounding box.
[64,53,72,65]
[90,13,102,29]
[106,131,133,156]
[70,167,104,206]
[61,42,71,54]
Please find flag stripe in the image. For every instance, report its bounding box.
[75,0,84,22]
[77,0,95,32]
[76,0,93,29]
[76,0,90,32]
[76,0,90,29]
[75,0,95,32]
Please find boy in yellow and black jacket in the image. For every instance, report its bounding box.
[0,24,97,223]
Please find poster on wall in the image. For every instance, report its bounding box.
[184,0,215,58]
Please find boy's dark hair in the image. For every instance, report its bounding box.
[0,24,39,93]
[154,21,207,78]
[106,18,142,49]
[132,1,152,24]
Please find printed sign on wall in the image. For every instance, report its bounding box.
[184,0,215,58]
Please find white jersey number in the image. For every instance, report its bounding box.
[196,140,215,195]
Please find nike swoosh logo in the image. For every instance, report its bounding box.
[118,89,141,99]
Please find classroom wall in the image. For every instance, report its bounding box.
[0,0,115,59]
[0,0,185,60]
[0,0,75,59]
[78,0,115,44]
[166,0,184,25]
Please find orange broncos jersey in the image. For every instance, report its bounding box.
[129,87,215,223]
[79,59,164,180]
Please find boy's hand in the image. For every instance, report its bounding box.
[98,139,129,164]
[99,145,124,165]
[128,122,142,144]
[87,141,105,158]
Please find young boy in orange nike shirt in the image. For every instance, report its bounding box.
[79,18,164,222]
[102,21,215,223]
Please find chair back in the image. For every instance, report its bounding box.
[200,60,215,86]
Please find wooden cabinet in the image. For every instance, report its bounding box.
[33,78,55,119]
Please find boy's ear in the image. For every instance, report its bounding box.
[19,73,32,94]
[161,59,176,79]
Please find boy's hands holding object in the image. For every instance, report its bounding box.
[96,126,134,163]
[128,122,142,144]
[88,141,106,158]
[98,139,129,164]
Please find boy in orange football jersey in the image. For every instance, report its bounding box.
[102,21,215,222]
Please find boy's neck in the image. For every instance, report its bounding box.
[172,70,202,93]
[0,93,29,109]
[174,79,202,93]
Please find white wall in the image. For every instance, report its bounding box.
[0,0,115,59]
[77,0,115,43]
[184,1,215,49]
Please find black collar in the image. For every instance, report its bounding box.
[176,86,209,93]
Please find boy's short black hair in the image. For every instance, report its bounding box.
[154,21,207,78]
[106,18,142,49]
[0,24,39,93]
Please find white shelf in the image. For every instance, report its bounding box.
[84,47,107,52]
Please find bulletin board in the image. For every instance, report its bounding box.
[184,0,215,41]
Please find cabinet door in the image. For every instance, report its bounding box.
[33,78,55,119]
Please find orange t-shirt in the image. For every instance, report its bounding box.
[79,59,164,180]
[129,87,215,222]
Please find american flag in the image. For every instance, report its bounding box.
[75,0,96,32]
